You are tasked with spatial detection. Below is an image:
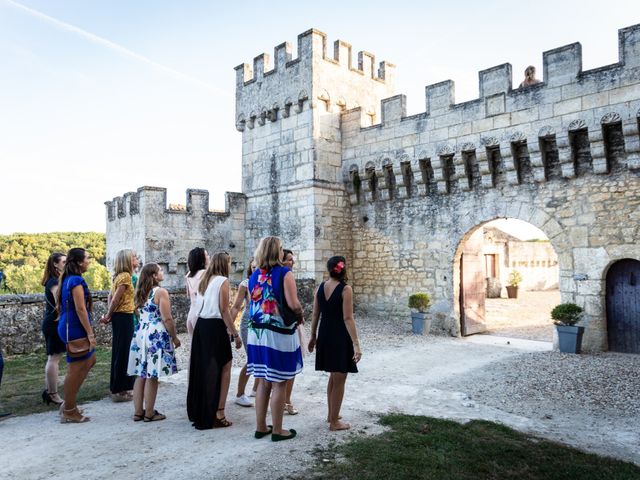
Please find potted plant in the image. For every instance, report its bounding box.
[551,303,585,354]
[408,293,431,335]
[506,270,522,299]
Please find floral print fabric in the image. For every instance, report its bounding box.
[127,287,177,378]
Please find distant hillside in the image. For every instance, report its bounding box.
[0,232,110,294]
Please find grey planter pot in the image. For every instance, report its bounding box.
[557,325,585,354]
[411,312,431,335]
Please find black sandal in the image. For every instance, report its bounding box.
[143,410,166,422]
[133,413,144,422]
[213,408,232,428]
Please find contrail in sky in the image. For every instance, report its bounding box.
[4,0,232,98]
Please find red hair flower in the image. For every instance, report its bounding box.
[332,261,345,274]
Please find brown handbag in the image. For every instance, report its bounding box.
[65,281,91,358]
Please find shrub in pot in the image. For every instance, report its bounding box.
[408,293,431,335]
[506,270,523,299]
[551,303,585,354]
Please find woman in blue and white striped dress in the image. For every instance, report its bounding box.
[247,236,303,442]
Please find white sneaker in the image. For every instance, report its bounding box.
[248,390,257,398]
[235,394,253,407]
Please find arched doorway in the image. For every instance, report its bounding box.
[455,218,560,339]
[606,259,640,354]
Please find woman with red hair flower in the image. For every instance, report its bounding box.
[308,255,362,431]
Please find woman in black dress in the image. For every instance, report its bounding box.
[308,256,362,431]
[41,252,67,406]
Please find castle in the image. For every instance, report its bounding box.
[106,24,640,353]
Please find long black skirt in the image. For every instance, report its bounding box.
[187,317,232,430]
[110,312,135,394]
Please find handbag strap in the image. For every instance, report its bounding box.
[65,277,70,343]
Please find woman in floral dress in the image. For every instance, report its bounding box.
[127,263,180,422]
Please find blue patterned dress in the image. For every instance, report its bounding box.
[246,265,302,382]
[127,288,178,378]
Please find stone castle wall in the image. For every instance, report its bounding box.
[104,24,640,352]
[105,187,247,287]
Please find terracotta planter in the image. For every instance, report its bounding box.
[506,285,518,299]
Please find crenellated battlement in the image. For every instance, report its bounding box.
[235,28,395,131]
[105,186,245,221]
[341,23,640,205]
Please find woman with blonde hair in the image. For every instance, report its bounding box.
[100,249,139,402]
[187,251,242,430]
[41,252,66,406]
[127,263,180,422]
[247,236,304,442]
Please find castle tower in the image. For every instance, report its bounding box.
[235,29,395,281]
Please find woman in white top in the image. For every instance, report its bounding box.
[186,252,242,430]
[185,247,209,336]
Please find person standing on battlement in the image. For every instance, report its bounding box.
[519,65,541,88]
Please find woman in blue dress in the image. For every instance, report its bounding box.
[56,248,97,423]
[247,236,304,442]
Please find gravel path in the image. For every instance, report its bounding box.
[1,316,639,479]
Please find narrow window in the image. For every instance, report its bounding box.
[366,167,377,201]
[400,161,413,197]
[569,129,593,176]
[441,155,456,194]
[602,122,626,173]
[463,150,481,190]
[487,146,505,187]
[539,135,562,180]
[419,158,436,195]
[383,164,396,200]
[511,141,533,184]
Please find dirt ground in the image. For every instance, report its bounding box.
[484,290,561,341]
[2,324,638,480]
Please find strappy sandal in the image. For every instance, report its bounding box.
[133,413,144,422]
[284,402,299,415]
[213,408,232,428]
[143,410,166,422]
[60,407,90,424]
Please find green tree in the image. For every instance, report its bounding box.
[4,263,43,294]
[84,262,111,291]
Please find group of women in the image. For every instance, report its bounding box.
[40,235,362,438]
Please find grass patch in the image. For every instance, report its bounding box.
[0,347,112,416]
[305,414,640,480]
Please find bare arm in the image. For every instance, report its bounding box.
[230,284,248,321]
[342,285,361,363]
[72,285,96,348]
[156,288,180,348]
[283,271,304,323]
[307,287,321,353]
[219,280,241,349]
[100,284,126,323]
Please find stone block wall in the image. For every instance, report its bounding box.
[106,187,246,288]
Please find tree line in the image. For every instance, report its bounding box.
[0,232,111,294]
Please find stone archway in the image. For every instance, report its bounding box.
[451,201,571,338]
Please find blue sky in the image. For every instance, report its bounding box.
[0,0,638,233]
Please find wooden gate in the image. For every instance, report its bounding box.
[459,229,487,336]
[606,259,640,354]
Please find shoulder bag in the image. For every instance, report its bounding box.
[278,270,300,327]
[65,279,91,358]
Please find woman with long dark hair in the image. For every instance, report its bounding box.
[99,249,138,402]
[185,247,209,336]
[187,252,242,430]
[127,263,180,422]
[41,252,66,406]
[308,256,362,431]
[56,248,96,423]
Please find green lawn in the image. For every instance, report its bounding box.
[305,414,640,480]
[0,347,112,416]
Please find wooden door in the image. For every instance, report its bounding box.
[606,259,640,354]
[460,229,487,336]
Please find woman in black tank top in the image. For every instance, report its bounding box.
[308,256,362,431]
